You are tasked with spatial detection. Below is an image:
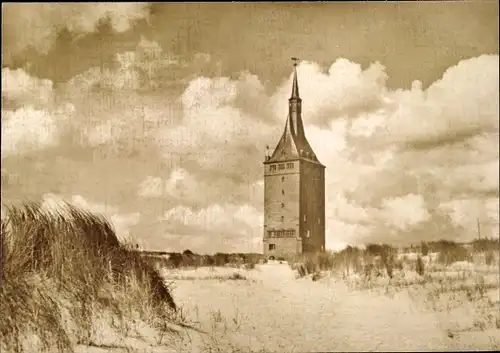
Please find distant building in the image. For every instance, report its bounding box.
[263,61,326,260]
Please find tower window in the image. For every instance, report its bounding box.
[281,176,285,182]
[286,162,294,169]
[281,203,285,208]
[268,229,296,238]
[280,216,284,222]
[270,165,276,172]
[269,244,276,251]
[282,189,285,195]
[278,164,285,170]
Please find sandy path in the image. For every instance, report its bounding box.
[172,263,457,352]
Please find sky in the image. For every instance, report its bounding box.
[1,2,499,253]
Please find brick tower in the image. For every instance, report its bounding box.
[263,60,326,260]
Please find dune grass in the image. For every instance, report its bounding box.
[0,202,179,353]
[288,239,500,339]
[290,240,499,280]
[288,243,401,280]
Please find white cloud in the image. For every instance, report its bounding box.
[137,176,164,198]
[84,118,126,147]
[379,194,431,231]
[193,53,211,65]
[2,68,54,106]
[379,55,499,147]
[1,107,65,157]
[155,73,278,190]
[332,194,371,224]
[110,212,141,242]
[1,67,76,158]
[445,160,499,196]
[66,37,180,94]
[159,203,263,253]
[70,194,118,214]
[3,3,150,55]
[439,197,499,230]
[68,64,140,93]
[326,219,371,250]
[271,59,389,125]
[137,168,200,202]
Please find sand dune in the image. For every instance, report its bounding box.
[169,263,498,352]
[69,261,499,352]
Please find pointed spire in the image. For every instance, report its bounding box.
[265,58,325,167]
[291,57,300,98]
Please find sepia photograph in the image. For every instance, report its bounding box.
[1,2,499,352]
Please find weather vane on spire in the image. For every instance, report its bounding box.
[291,57,299,67]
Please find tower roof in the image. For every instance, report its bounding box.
[268,114,300,162]
[265,60,324,167]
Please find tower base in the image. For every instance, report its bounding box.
[263,237,302,260]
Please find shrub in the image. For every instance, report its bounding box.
[168,252,183,268]
[244,262,256,270]
[312,272,323,281]
[214,253,229,267]
[244,253,262,269]
[296,263,307,277]
[365,243,385,257]
[290,251,344,278]
[380,247,397,279]
[362,244,396,278]
[364,243,396,277]
[203,254,215,266]
[337,246,363,276]
[229,272,246,280]
[0,202,177,353]
[436,241,471,266]
[393,259,404,271]
[472,238,499,252]
[421,241,429,256]
[149,251,263,269]
[485,250,495,266]
[180,252,196,267]
[416,255,425,276]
